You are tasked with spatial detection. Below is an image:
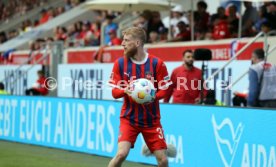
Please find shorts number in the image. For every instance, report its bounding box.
[156,127,164,139]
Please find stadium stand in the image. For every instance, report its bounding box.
[1,1,276,52]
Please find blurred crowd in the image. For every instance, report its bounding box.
[139,1,276,42]
[0,0,45,23]
[0,0,82,45]
[26,10,120,50]
[1,1,276,56]
[29,1,276,50]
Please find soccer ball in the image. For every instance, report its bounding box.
[129,78,156,104]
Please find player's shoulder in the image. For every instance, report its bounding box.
[148,54,165,67]
[114,56,125,65]
[148,54,164,62]
[115,56,125,62]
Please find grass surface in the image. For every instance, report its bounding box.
[0,140,153,167]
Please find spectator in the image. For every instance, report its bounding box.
[64,0,72,11]
[46,37,54,49]
[247,48,276,108]
[91,22,101,44]
[204,30,213,40]
[148,31,159,44]
[194,1,210,40]
[104,15,118,45]
[71,0,81,7]
[170,21,191,42]
[164,50,205,104]
[34,38,45,51]
[159,27,168,42]
[261,21,274,34]
[55,26,67,41]
[242,2,259,37]
[0,82,9,95]
[2,49,15,62]
[47,7,56,19]
[210,6,227,28]
[78,21,97,46]
[212,17,230,40]
[252,6,268,33]
[227,4,239,38]
[39,9,50,25]
[0,31,7,44]
[146,11,164,42]
[108,29,122,46]
[7,29,18,40]
[33,19,39,27]
[67,24,79,47]
[266,2,276,31]
[133,13,148,30]
[56,6,65,15]
[21,19,33,33]
[74,21,83,33]
[25,70,49,96]
[28,40,36,51]
[164,5,189,38]
[28,39,45,64]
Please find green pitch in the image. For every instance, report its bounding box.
[0,140,153,167]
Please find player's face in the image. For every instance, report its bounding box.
[251,53,258,64]
[121,34,138,58]
[183,52,194,67]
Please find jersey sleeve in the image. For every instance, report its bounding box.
[155,60,172,100]
[108,60,125,99]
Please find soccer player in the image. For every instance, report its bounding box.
[108,27,171,167]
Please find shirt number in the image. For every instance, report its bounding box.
[156,127,164,139]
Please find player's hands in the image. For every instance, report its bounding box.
[124,85,132,96]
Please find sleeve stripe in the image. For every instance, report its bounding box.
[107,83,121,89]
[159,81,173,90]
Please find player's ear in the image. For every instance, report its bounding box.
[136,40,140,47]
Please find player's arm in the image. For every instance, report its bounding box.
[163,69,176,103]
[108,60,126,99]
[155,60,172,100]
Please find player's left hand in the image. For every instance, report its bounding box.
[124,85,132,96]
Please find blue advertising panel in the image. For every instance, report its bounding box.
[0,95,275,167]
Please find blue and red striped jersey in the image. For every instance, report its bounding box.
[109,54,171,127]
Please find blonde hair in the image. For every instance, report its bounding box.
[122,27,147,45]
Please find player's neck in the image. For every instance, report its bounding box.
[133,49,146,62]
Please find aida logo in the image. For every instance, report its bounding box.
[212,115,244,167]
